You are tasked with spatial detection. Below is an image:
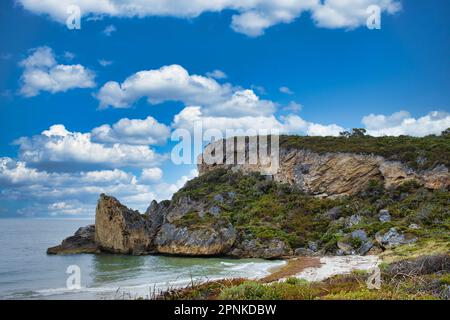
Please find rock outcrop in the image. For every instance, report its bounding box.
[47,225,99,254]
[375,228,417,249]
[198,138,449,197]
[155,223,236,256]
[95,194,155,255]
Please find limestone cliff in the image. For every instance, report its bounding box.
[198,137,449,197]
[95,194,155,255]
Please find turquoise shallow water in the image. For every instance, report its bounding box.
[0,219,284,300]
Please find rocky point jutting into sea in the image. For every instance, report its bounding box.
[48,135,450,259]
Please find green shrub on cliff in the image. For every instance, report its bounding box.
[279,134,450,171]
[173,167,449,253]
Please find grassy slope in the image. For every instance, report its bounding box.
[279,134,450,171]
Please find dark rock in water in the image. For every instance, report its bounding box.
[47,225,99,255]
[375,228,417,249]
[155,223,236,256]
[95,194,155,255]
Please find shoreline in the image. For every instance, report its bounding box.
[261,255,381,284]
[260,257,322,283]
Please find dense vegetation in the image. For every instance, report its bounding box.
[174,168,449,254]
[279,134,450,171]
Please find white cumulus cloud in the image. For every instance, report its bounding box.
[96,64,276,117]
[206,69,227,80]
[172,106,344,137]
[19,46,96,97]
[140,167,163,182]
[91,116,170,145]
[17,0,401,37]
[362,111,450,137]
[14,124,163,171]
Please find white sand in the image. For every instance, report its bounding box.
[294,255,380,282]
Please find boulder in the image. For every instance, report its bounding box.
[375,228,417,249]
[294,248,315,256]
[346,214,362,227]
[351,230,368,242]
[358,241,374,255]
[308,241,319,252]
[324,206,341,220]
[208,205,221,216]
[95,194,154,255]
[337,241,355,255]
[155,223,236,256]
[47,225,99,255]
[378,209,391,223]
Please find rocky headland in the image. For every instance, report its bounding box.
[48,135,450,261]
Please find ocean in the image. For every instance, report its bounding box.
[0,219,285,300]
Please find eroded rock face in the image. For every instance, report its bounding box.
[47,225,99,255]
[95,194,155,255]
[198,138,450,197]
[228,238,293,259]
[155,223,236,256]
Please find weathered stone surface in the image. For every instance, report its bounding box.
[308,241,319,252]
[165,196,205,223]
[378,209,391,223]
[375,228,417,249]
[47,225,99,255]
[198,138,449,196]
[337,241,355,255]
[358,241,374,255]
[229,238,293,259]
[409,223,420,230]
[346,214,363,227]
[294,248,315,256]
[351,230,368,242]
[145,199,169,238]
[155,223,236,256]
[95,194,154,255]
[324,206,341,220]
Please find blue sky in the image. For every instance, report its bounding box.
[0,0,449,217]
